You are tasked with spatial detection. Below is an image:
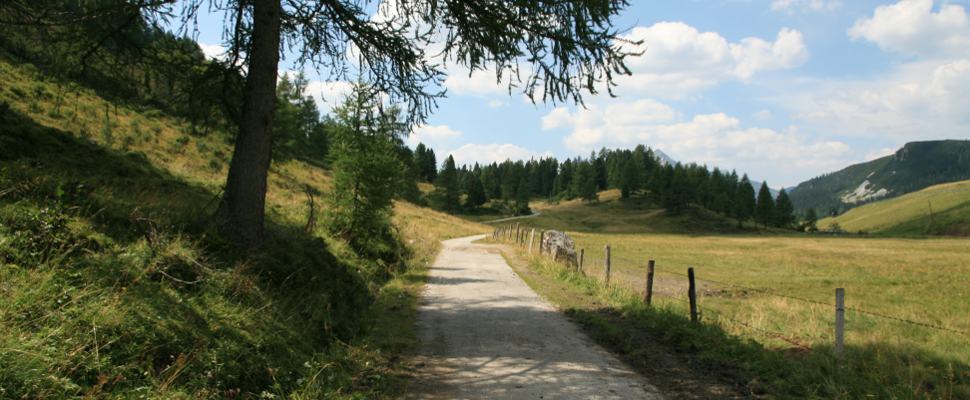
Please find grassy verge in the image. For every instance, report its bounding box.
[486,236,968,399]
[0,56,487,398]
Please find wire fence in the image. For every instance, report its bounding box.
[488,224,970,357]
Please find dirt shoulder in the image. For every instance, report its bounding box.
[493,243,752,400]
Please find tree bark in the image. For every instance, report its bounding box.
[217,0,282,244]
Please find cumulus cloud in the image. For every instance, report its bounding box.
[448,144,554,166]
[771,0,842,14]
[784,59,970,139]
[408,124,463,147]
[848,0,970,58]
[542,100,853,185]
[614,22,808,98]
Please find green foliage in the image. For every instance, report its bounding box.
[464,170,487,209]
[0,108,384,398]
[273,72,329,164]
[413,143,437,182]
[325,85,405,261]
[773,189,795,228]
[802,207,819,232]
[514,174,532,215]
[434,155,460,212]
[734,176,756,226]
[755,182,775,228]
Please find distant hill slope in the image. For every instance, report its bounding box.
[818,180,970,236]
[790,140,970,214]
[519,189,746,234]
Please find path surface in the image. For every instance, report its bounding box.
[481,212,541,224]
[409,235,663,399]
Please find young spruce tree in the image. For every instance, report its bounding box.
[773,189,795,228]
[755,182,775,228]
[326,84,404,256]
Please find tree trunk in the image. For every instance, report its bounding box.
[217,0,282,244]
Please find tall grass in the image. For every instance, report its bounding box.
[0,57,487,398]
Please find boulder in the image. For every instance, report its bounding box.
[541,230,578,268]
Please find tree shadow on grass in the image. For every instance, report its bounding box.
[566,304,969,399]
[0,108,376,395]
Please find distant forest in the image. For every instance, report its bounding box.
[419,145,799,230]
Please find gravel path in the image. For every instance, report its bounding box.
[408,235,663,399]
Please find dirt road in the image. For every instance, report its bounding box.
[408,235,663,399]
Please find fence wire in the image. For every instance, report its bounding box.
[493,228,970,339]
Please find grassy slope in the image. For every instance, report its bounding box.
[819,180,970,236]
[0,57,487,398]
[525,189,741,234]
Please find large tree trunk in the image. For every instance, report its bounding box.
[217,0,282,244]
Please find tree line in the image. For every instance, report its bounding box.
[421,145,800,230]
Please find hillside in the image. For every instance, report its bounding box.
[0,57,486,398]
[522,189,743,234]
[819,179,970,236]
[790,140,970,214]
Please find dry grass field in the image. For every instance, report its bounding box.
[486,190,969,398]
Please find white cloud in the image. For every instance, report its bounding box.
[771,0,842,14]
[198,42,226,61]
[443,65,515,97]
[784,59,970,139]
[543,100,853,186]
[865,147,897,161]
[303,80,355,114]
[408,124,463,147]
[448,144,554,166]
[614,22,808,98]
[848,0,970,58]
[753,109,773,120]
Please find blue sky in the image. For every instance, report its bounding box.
[193,0,970,187]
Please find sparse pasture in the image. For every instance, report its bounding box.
[491,229,970,397]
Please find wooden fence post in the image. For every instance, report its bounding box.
[539,230,545,255]
[578,248,585,273]
[688,267,698,322]
[604,245,611,285]
[645,260,655,305]
[835,288,845,359]
[528,229,536,253]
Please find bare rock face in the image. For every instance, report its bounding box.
[541,230,578,268]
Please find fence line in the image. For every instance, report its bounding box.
[489,226,970,344]
[609,248,969,337]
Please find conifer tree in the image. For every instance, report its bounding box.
[515,174,532,215]
[734,175,756,227]
[619,157,642,198]
[435,155,460,212]
[325,85,403,255]
[773,189,795,228]
[465,173,487,209]
[755,182,775,228]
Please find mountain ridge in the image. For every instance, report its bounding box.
[790,140,970,214]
